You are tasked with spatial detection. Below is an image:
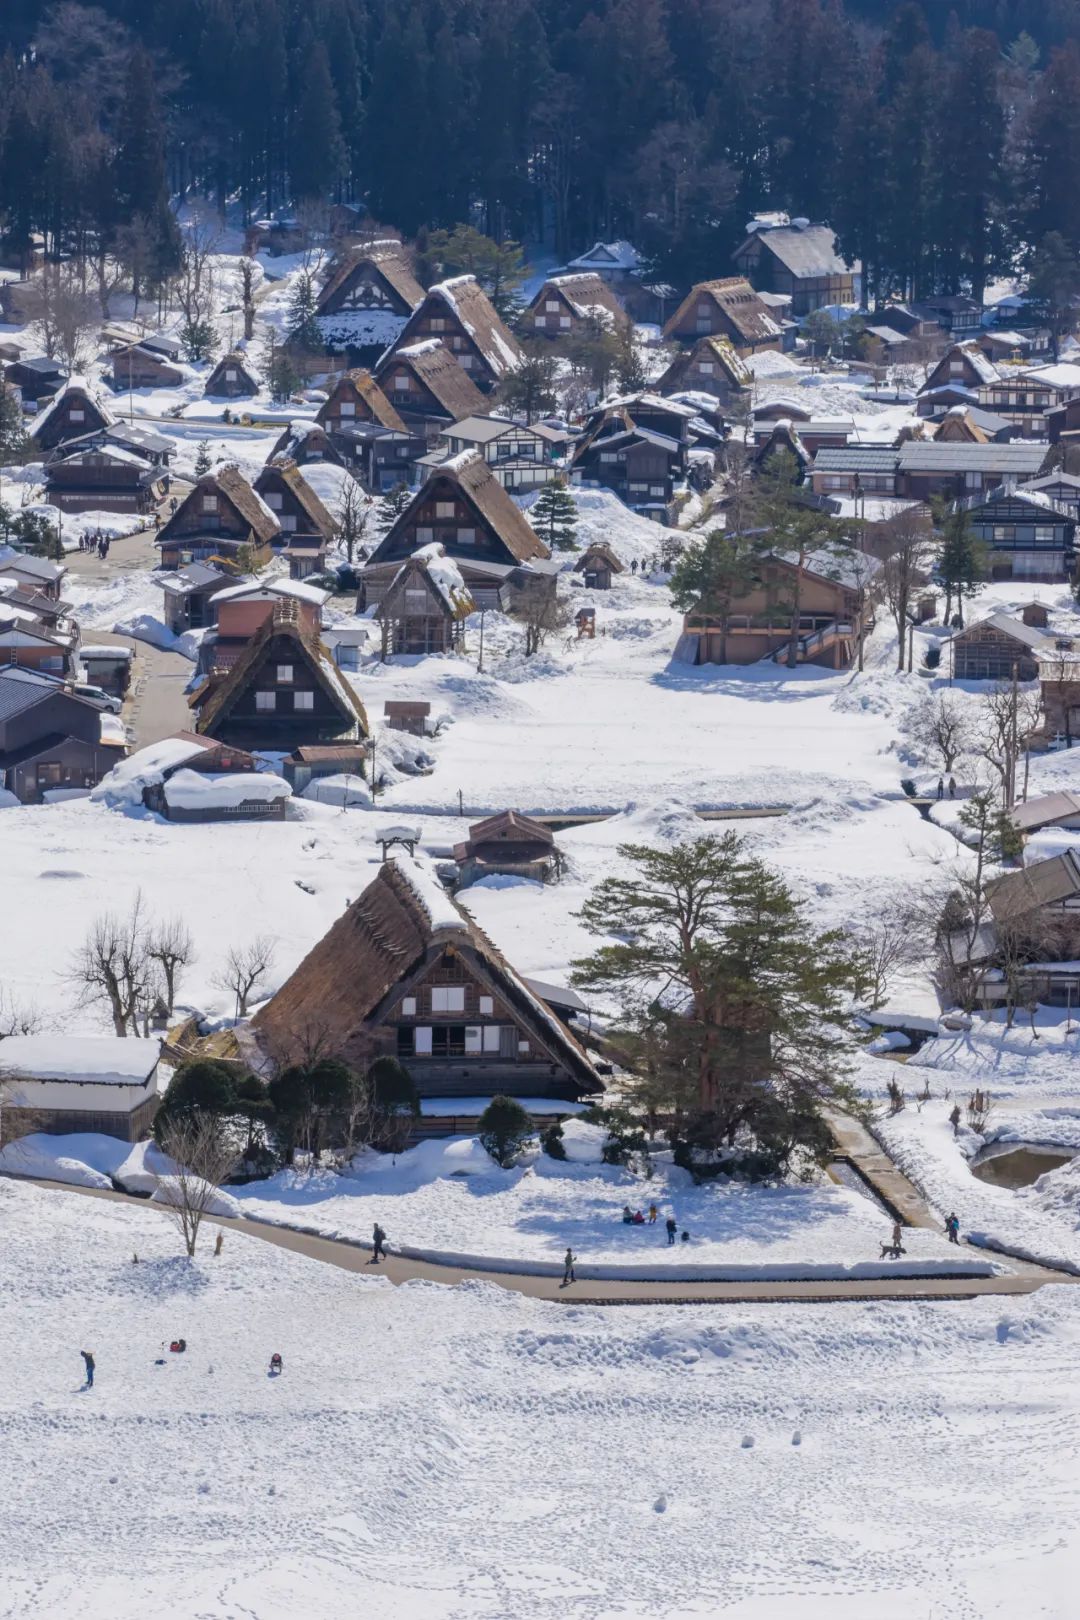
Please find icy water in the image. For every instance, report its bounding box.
[970,1145,1075,1189]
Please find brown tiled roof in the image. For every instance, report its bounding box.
[317,241,426,315]
[392,276,524,379]
[662,277,782,347]
[316,369,407,432]
[256,459,337,539]
[251,857,599,1092]
[366,452,550,567]
[159,466,280,548]
[463,809,555,848]
[194,598,368,738]
[375,341,488,420]
[986,850,1080,923]
[289,743,367,762]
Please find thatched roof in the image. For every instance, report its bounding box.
[268,420,346,467]
[392,276,524,379]
[658,334,752,392]
[663,278,783,348]
[316,368,407,432]
[256,459,338,539]
[379,544,475,621]
[375,340,488,421]
[367,451,550,568]
[317,241,426,316]
[204,351,259,394]
[159,466,280,548]
[575,541,624,574]
[194,597,368,738]
[29,377,115,448]
[251,856,600,1092]
[530,274,630,330]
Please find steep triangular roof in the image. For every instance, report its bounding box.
[251,855,599,1092]
[29,376,115,448]
[529,273,629,330]
[657,334,752,393]
[204,351,259,395]
[662,278,782,347]
[379,544,475,622]
[367,451,550,567]
[316,369,407,432]
[574,541,624,575]
[317,240,425,315]
[255,459,337,539]
[374,340,488,420]
[194,597,368,738]
[268,420,346,467]
[463,809,554,848]
[158,466,280,548]
[389,276,523,379]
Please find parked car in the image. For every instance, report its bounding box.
[73,682,122,714]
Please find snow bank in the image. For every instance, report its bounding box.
[0,1136,113,1188]
[150,1178,242,1218]
[92,737,210,808]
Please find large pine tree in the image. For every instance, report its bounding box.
[111,47,181,288]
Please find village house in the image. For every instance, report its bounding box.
[0,578,76,644]
[523,273,632,341]
[0,547,66,601]
[374,339,488,441]
[0,1036,161,1145]
[203,350,259,400]
[574,542,624,590]
[358,450,550,612]
[1019,471,1080,517]
[282,742,368,794]
[895,440,1046,500]
[809,446,900,497]
[5,356,66,403]
[732,220,857,315]
[977,329,1035,366]
[453,810,560,889]
[917,342,1000,416]
[77,643,132,699]
[118,733,291,822]
[28,377,115,454]
[0,615,74,676]
[655,335,751,403]
[155,467,280,569]
[753,418,853,456]
[317,368,407,438]
[928,403,1016,444]
[419,415,563,494]
[662,278,783,355]
[315,239,426,356]
[108,342,184,391]
[312,367,425,488]
[1041,668,1080,744]
[910,293,983,338]
[377,545,474,657]
[676,547,880,669]
[755,420,812,483]
[193,596,368,751]
[959,484,1077,581]
[250,855,601,1102]
[949,613,1061,681]
[0,664,121,803]
[559,240,643,299]
[196,577,327,674]
[62,419,174,471]
[44,444,167,514]
[570,394,695,522]
[1011,791,1080,839]
[383,276,524,393]
[978,363,1080,439]
[268,420,346,469]
[253,458,337,578]
[154,562,249,636]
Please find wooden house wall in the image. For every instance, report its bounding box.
[205,631,353,747]
[952,626,1042,681]
[403,309,494,388]
[378,479,512,564]
[321,263,413,317]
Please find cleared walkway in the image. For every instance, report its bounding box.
[21,1179,1076,1306]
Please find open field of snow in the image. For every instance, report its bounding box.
[2,1175,1079,1619]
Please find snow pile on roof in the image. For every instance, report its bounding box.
[161,769,292,811]
[441,447,483,475]
[300,773,372,808]
[390,853,468,934]
[0,1136,113,1188]
[396,338,444,359]
[413,544,471,615]
[0,1035,159,1086]
[91,736,210,807]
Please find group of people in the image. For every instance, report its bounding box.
[619,1205,690,1246]
[77,530,111,557]
[935,776,958,800]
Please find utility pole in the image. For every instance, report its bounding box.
[907,619,915,674]
[1009,661,1019,809]
[477,607,486,673]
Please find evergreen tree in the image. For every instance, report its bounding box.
[529,481,578,551]
[668,531,763,663]
[111,47,181,289]
[0,386,27,460]
[1026,41,1080,254]
[377,482,411,527]
[498,345,559,425]
[935,29,1008,299]
[1027,232,1080,361]
[286,271,322,354]
[477,1095,533,1167]
[181,319,217,363]
[290,40,345,203]
[194,440,212,476]
[933,499,985,628]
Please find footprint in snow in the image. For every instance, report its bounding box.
[791,1430,802,1446]
[653,1494,667,1514]
[741,1435,754,1449]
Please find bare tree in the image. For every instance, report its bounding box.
[174,201,222,359]
[295,198,331,270]
[879,504,935,672]
[338,478,371,565]
[155,1116,240,1257]
[512,585,573,657]
[114,214,158,314]
[852,901,927,1010]
[147,917,195,1019]
[32,267,99,369]
[0,989,42,1037]
[69,894,159,1036]
[977,681,1043,809]
[909,692,973,775]
[214,936,276,1017]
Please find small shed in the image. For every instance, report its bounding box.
[283,743,368,792]
[384,700,431,735]
[951,614,1053,682]
[79,644,133,697]
[574,543,624,590]
[1022,601,1050,630]
[0,1035,161,1143]
[453,810,560,889]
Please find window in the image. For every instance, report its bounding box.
[225,369,237,381]
[340,401,355,416]
[280,515,296,532]
[545,299,560,313]
[600,451,619,463]
[255,691,275,711]
[1035,526,1055,544]
[559,315,571,328]
[993,526,1014,541]
[456,527,475,545]
[393,373,409,390]
[37,762,63,785]
[265,492,282,510]
[202,495,217,512]
[479,996,494,1016]
[414,1027,433,1055]
[402,996,417,1016]
[650,485,666,497]
[294,691,314,710]
[465,1026,482,1054]
[458,352,473,366]
[404,588,429,611]
[699,361,714,374]
[397,1027,414,1057]
[534,315,547,329]
[276,664,293,683]
[517,1039,531,1055]
[483,1026,501,1053]
[432,985,466,1013]
[695,317,711,333]
[435,502,455,518]
[429,317,446,332]
[432,1025,467,1056]
[69,408,84,422]
[416,526,434,543]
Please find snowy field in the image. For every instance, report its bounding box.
[2,1176,1079,1620]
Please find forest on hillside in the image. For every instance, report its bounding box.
[2,0,1080,301]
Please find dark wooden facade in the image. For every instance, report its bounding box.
[732,224,856,315]
[386,277,524,393]
[373,340,488,436]
[377,552,472,657]
[453,810,558,888]
[204,352,259,398]
[156,468,279,569]
[30,383,113,453]
[961,488,1076,582]
[45,447,166,513]
[0,672,117,803]
[951,617,1049,681]
[656,335,751,402]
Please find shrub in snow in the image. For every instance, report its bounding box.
[541,1120,567,1160]
[582,1104,649,1169]
[477,1095,533,1168]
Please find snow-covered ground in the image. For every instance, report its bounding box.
[3,1174,1080,1619]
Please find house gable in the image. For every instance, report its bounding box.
[367,454,548,569]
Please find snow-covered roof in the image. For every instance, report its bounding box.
[389,853,468,935]
[566,241,642,272]
[1017,362,1080,391]
[395,338,444,359]
[0,1035,159,1086]
[161,770,291,810]
[90,735,212,806]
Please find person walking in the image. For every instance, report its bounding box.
[949,1103,962,1137]
[936,776,944,801]
[665,1216,677,1246]
[80,1350,95,1388]
[214,1230,224,1257]
[648,1204,658,1224]
[948,776,957,800]
[945,1212,960,1244]
[562,1248,576,1287]
[371,1223,387,1263]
